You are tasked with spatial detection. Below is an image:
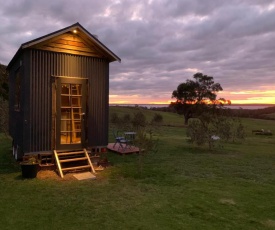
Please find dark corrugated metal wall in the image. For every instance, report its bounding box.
[27,49,109,153]
[8,57,24,152]
[88,58,109,146]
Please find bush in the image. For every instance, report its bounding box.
[132,112,146,129]
[186,119,208,146]
[151,113,163,124]
[0,97,8,134]
[187,112,245,149]
[110,113,120,124]
[110,110,159,174]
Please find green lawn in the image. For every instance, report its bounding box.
[262,113,275,119]
[0,108,275,229]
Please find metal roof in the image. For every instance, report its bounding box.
[7,22,121,69]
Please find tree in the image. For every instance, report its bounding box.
[0,97,9,135]
[186,111,245,150]
[0,63,9,101]
[110,110,159,175]
[171,72,227,125]
[0,63,9,134]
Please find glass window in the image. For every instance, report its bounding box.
[60,83,82,144]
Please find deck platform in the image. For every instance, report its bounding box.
[107,143,140,155]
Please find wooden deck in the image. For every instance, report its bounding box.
[107,143,140,155]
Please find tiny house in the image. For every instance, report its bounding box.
[7,22,121,161]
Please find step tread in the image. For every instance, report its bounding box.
[59,157,88,163]
[62,165,91,171]
[57,151,85,156]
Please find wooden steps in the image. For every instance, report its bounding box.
[53,148,95,178]
[59,157,88,163]
[62,165,91,171]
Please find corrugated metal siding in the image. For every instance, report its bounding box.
[8,58,24,149]
[27,49,109,152]
[23,50,31,152]
[29,50,52,152]
[88,59,109,146]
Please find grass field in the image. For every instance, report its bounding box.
[0,107,275,229]
[262,113,275,120]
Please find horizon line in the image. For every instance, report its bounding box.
[109,103,275,106]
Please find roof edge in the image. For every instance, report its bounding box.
[7,22,121,69]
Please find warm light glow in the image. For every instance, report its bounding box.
[109,89,275,105]
[224,89,275,105]
[230,98,275,104]
[149,100,174,105]
[73,29,77,34]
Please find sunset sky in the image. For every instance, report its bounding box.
[0,0,275,105]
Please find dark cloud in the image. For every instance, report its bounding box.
[1,0,275,103]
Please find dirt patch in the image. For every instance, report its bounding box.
[36,168,107,181]
[219,198,236,205]
[37,170,65,180]
[263,219,275,228]
[37,170,81,181]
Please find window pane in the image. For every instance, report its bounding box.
[73,108,82,119]
[61,132,70,144]
[71,84,82,95]
[61,108,71,119]
[71,96,81,107]
[61,84,70,94]
[72,121,81,131]
[61,120,70,132]
[61,96,70,107]
[72,132,81,143]
[59,83,83,146]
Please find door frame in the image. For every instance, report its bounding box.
[55,77,87,150]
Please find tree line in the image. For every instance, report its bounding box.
[0,63,8,100]
[150,104,275,121]
[0,63,9,134]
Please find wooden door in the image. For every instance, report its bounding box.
[56,78,86,150]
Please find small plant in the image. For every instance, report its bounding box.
[187,111,246,149]
[133,127,159,174]
[151,113,163,124]
[233,121,246,141]
[0,97,9,135]
[21,156,39,165]
[122,113,132,131]
[111,110,159,175]
[110,112,120,124]
[132,111,146,129]
[110,112,133,131]
[28,157,38,164]
[20,156,39,178]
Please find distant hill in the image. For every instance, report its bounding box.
[149,103,275,121]
[0,63,8,100]
[230,105,275,120]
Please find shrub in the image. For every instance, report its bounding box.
[110,112,120,124]
[111,110,159,175]
[187,112,245,149]
[186,119,208,146]
[132,127,159,174]
[151,113,163,124]
[0,97,8,134]
[132,112,146,129]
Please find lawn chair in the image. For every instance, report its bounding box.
[113,130,131,150]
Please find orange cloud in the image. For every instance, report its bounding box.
[110,90,275,105]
